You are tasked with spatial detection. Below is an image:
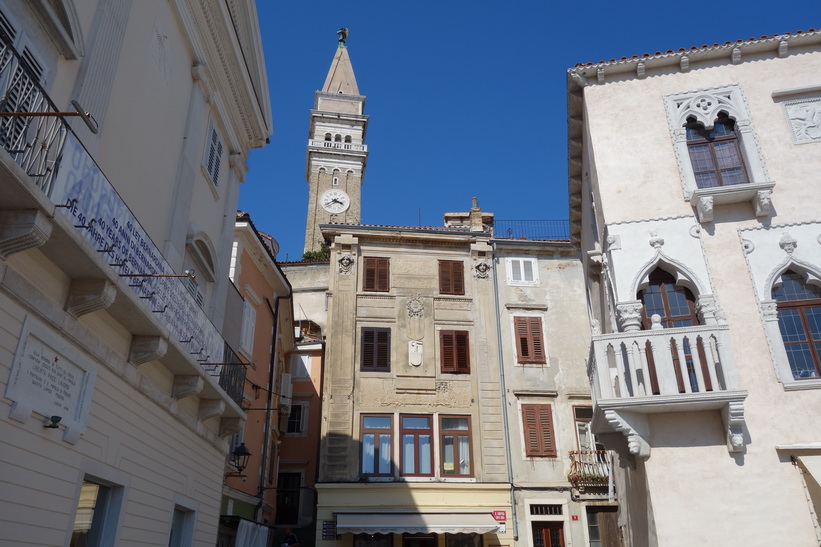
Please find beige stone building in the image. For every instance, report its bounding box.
[0,1,270,545]
[492,236,616,547]
[568,29,821,546]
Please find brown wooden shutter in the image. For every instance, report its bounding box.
[364,258,390,292]
[515,317,546,364]
[440,330,470,373]
[439,261,465,295]
[361,328,390,371]
[521,404,556,456]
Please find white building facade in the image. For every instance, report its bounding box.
[568,30,821,546]
[0,1,270,545]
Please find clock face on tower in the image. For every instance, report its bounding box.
[321,189,350,213]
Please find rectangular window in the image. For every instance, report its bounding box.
[574,406,595,451]
[439,260,465,295]
[168,507,194,547]
[205,122,224,185]
[363,257,390,292]
[361,414,393,476]
[400,414,433,476]
[71,479,120,547]
[440,415,472,476]
[586,507,619,547]
[286,402,307,434]
[514,317,546,364]
[522,404,557,457]
[240,300,256,354]
[290,353,310,379]
[361,327,391,371]
[507,258,538,285]
[440,330,470,373]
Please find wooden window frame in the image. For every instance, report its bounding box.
[400,414,434,477]
[360,414,393,476]
[360,327,391,372]
[440,330,470,374]
[439,260,465,295]
[521,403,557,457]
[363,257,390,292]
[685,114,749,189]
[439,415,473,477]
[514,317,546,364]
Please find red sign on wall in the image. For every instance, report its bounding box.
[492,511,506,522]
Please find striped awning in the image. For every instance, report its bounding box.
[335,513,501,535]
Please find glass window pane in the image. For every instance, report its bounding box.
[778,310,808,342]
[719,168,746,185]
[419,435,431,474]
[511,260,522,281]
[786,344,818,378]
[713,141,742,169]
[402,435,415,474]
[458,435,470,474]
[363,416,391,428]
[694,172,718,188]
[378,434,392,473]
[442,418,469,430]
[442,435,455,474]
[805,307,821,339]
[523,260,534,281]
[362,434,375,473]
[402,416,430,429]
[688,144,715,171]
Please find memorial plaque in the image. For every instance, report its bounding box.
[6,317,96,443]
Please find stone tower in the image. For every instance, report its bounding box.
[303,37,369,254]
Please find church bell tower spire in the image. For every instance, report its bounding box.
[303,29,369,254]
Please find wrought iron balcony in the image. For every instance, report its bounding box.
[568,450,611,487]
[589,324,747,457]
[0,32,245,408]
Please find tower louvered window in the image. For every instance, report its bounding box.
[361,327,390,371]
[439,260,465,295]
[514,317,546,364]
[440,330,470,373]
[363,257,390,292]
[521,404,556,457]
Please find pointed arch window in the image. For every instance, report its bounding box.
[772,271,821,379]
[638,269,709,394]
[685,112,748,189]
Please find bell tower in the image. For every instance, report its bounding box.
[303,29,369,254]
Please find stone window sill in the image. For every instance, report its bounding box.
[689,181,775,223]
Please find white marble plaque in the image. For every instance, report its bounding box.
[784,97,821,144]
[5,317,96,443]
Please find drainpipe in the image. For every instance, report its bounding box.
[257,295,281,520]
[491,241,519,541]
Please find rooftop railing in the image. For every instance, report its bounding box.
[494,219,570,241]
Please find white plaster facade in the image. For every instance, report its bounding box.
[0,1,271,545]
[568,30,821,546]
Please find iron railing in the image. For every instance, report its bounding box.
[568,450,610,486]
[0,31,246,407]
[494,219,570,241]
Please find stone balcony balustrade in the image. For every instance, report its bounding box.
[308,139,367,152]
[589,324,747,458]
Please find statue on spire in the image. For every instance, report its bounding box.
[337,27,349,45]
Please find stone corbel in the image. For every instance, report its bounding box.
[65,279,117,317]
[128,335,168,367]
[219,417,243,437]
[616,301,643,332]
[695,195,714,223]
[604,409,650,458]
[172,375,204,400]
[696,294,720,325]
[754,190,772,218]
[586,248,604,277]
[199,399,225,421]
[0,210,53,260]
[722,400,746,453]
[228,153,246,183]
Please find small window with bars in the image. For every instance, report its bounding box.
[530,504,563,516]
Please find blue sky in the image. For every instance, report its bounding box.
[238,1,819,261]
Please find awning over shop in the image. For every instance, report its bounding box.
[335,512,501,535]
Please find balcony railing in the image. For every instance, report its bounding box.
[0,32,244,407]
[590,324,742,402]
[308,139,367,152]
[568,450,610,486]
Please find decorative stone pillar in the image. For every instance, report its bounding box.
[616,301,643,332]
